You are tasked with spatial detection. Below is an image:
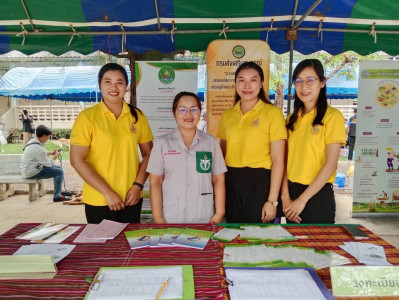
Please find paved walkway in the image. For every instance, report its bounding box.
[1,161,398,248]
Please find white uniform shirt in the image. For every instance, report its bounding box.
[20,138,55,178]
[147,128,227,223]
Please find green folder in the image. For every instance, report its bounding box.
[84,265,195,300]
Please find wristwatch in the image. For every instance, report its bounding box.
[268,200,278,207]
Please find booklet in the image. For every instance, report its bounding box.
[172,228,214,250]
[149,228,166,247]
[16,223,69,241]
[0,255,57,279]
[158,228,185,247]
[124,229,150,249]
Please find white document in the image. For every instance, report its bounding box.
[13,243,76,264]
[33,226,80,243]
[357,242,392,266]
[86,266,183,300]
[225,268,327,300]
[212,228,241,242]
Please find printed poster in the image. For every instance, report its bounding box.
[206,40,270,137]
[353,61,399,215]
[135,61,198,139]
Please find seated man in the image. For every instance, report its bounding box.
[20,125,71,202]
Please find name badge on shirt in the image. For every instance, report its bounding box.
[196,152,212,173]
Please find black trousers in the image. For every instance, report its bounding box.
[85,199,143,224]
[347,136,356,161]
[225,167,281,223]
[286,181,335,224]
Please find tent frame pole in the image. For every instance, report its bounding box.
[19,0,36,32]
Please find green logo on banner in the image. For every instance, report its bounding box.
[158,66,175,84]
[196,152,212,173]
[232,45,245,58]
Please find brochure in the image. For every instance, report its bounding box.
[173,228,214,250]
[16,223,69,241]
[149,228,166,247]
[124,229,150,249]
[0,255,57,279]
[158,228,185,247]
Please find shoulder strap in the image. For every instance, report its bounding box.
[23,142,43,151]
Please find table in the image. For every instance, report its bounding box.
[0,223,398,300]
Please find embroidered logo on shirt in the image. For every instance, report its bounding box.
[130,123,136,133]
[311,125,320,135]
[196,152,212,173]
[251,118,260,128]
[164,150,181,155]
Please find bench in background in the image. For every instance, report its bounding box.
[0,154,46,202]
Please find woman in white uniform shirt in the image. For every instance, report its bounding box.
[147,92,227,223]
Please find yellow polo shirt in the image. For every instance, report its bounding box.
[70,100,153,206]
[217,100,287,169]
[287,105,346,185]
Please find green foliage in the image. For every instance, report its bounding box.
[51,128,71,139]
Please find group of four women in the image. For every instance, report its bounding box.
[70,59,346,225]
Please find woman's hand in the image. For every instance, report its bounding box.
[261,201,277,223]
[284,198,306,223]
[153,216,166,224]
[210,213,224,223]
[125,185,142,206]
[104,190,125,211]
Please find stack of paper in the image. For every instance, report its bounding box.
[73,220,128,243]
[85,265,195,300]
[223,244,351,270]
[240,225,297,242]
[16,222,80,243]
[225,268,333,300]
[14,244,76,264]
[0,255,57,279]
[339,242,392,265]
[124,227,214,250]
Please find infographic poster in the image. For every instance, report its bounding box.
[353,61,399,215]
[206,40,270,137]
[136,61,198,139]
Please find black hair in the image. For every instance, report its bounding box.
[172,92,202,115]
[353,107,357,113]
[98,63,141,123]
[35,125,52,138]
[22,109,28,116]
[234,61,271,105]
[286,59,327,132]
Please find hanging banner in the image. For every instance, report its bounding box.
[353,60,399,216]
[135,61,198,139]
[206,40,270,137]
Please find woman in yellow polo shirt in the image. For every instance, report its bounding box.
[282,59,346,224]
[217,62,286,223]
[70,63,153,224]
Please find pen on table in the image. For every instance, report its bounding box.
[201,192,213,195]
[155,278,169,300]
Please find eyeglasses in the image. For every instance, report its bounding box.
[176,107,200,115]
[294,77,319,87]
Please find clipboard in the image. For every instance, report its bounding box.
[225,267,334,300]
[85,265,195,300]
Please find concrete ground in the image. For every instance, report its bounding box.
[0,161,398,248]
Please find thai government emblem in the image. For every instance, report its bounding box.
[130,123,136,133]
[311,125,320,135]
[196,151,212,173]
[251,118,260,127]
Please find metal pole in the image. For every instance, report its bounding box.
[154,0,161,31]
[287,40,294,115]
[292,0,324,30]
[20,0,36,31]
